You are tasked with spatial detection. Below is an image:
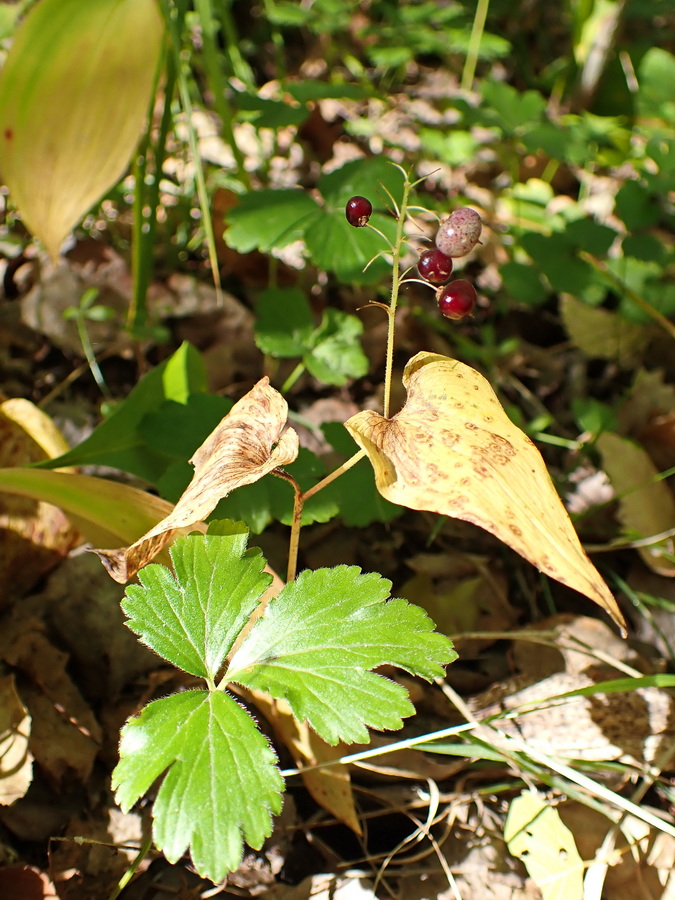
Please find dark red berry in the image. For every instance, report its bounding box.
[435,207,482,258]
[437,280,477,319]
[345,195,373,227]
[418,248,453,285]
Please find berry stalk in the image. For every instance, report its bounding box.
[381,169,415,419]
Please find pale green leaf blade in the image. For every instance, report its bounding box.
[304,309,369,386]
[254,287,315,358]
[113,690,283,883]
[0,0,164,258]
[228,565,456,744]
[505,792,584,900]
[122,527,271,681]
[224,189,321,253]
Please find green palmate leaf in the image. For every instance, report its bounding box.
[305,309,369,385]
[113,689,283,883]
[122,525,271,682]
[228,565,456,745]
[304,209,395,283]
[224,189,321,253]
[254,288,368,386]
[37,342,208,483]
[317,155,404,207]
[254,288,314,358]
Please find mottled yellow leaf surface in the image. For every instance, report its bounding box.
[0,0,163,258]
[95,377,299,582]
[598,431,675,577]
[345,352,625,632]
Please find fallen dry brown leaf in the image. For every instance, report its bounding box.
[345,352,626,633]
[95,377,299,582]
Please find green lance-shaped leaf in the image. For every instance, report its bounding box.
[0,0,164,258]
[227,565,456,745]
[113,689,284,883]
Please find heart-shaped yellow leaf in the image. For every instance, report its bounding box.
[0,0,163,258]
[94,377,299,582]
[345,352,625,633]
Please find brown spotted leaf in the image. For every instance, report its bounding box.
[345,352,625,632]
[94,377,299,582]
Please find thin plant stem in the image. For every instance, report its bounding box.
[280,361,306,395]
[280,167,414,579]
[272,469,303,582]
[193,0,249,187]
[283,450,366,582]
[162,0,222,299]
[382,174,414,418]
[462,0,490,92]
[106,831,153,900]
[580,251,675,342]
[301,450,366,502]
[74,318,111,399]
[129,49,177,334]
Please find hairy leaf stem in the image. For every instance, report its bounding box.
[381,173,414,419]
[283,449,366,582]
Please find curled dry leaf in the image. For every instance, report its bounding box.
[95,377,299,583]
[345,352,625,633]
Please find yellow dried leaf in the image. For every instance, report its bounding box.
[95,377,299,582]
[0,0,163,258]
[597,431,675,577]
[345,352,625,633]
[505,792,584,900]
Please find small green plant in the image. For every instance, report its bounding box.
[62,288,116,398]
[102,167,625,883]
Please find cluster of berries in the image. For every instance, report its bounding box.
[346,197,482,320]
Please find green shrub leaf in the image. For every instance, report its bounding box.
[224,189,321,253]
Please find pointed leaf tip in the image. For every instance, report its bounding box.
[345,352,626,634]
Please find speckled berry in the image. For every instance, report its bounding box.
[435,207,482,258]
[418,248,453,285]
[345,195,373,227]
[437,280,477,319]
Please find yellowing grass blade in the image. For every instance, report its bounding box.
[0,0,164,258]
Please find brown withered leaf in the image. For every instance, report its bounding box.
[95,378,299,582]
[345,352,625,633]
